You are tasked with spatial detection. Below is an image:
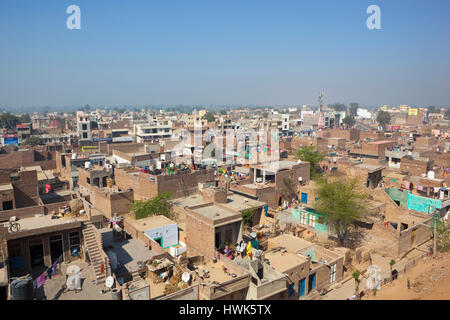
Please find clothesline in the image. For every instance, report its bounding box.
[33,255,62,289]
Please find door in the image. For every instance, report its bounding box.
[298,278,306,297]
[215,232,221,249]
[411,229,417,245]
[330,264,336,283]
[308,273,316,293]
[288,283,295,297]
[225,229,233,244]
[49,235,64,263]
[29,239,45,272]
[301,193,308,204]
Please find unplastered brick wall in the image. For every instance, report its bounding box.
[185,209,215,259]
[0,205,45,223]
[156,169,215,199]
[108,143,146,155]
[0,149,56,170]
[400,157,433,176]
[325,128,360,141]
[397,218,432,257]
[360,131,384,141]
[114,169,158,201]
[13,170,39,208]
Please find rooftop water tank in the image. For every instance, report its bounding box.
[427,171,435,179]
[85,161,91,169]
[71,153,77,159]
[10,276,34,300]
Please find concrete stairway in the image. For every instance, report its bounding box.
[82,224,106,285]
[370,188,409,223]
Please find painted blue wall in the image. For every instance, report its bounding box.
[407,193,442,213]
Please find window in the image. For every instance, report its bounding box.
[2,201,13,211]
[317,216,325,225]
[300,211,307,225]
[330,264,337,283]
[69,231,81,252]
[288,283,295,297]
[82,132,88,139]
[86,177,91,185]
[8,242,21,258]
[82,124,87,130]
[308,214,315,228]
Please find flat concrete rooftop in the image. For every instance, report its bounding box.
[264,251,307,273]
[226,193,265,211]
[0,183,13,191]
[4,215,79,233]
[126,215,176,233]
[252,160,299,172]
[268,234,315,253]
[172,194,204,208]
[355,163,384,172]
[193,205,238,221]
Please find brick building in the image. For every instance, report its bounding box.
[266,234,344,297]
[114,167,215,201]
[349,140,397,160]
[0,147,56,171]
[0,215,82,278]
[78,166,133,218]
[229,160,310,208]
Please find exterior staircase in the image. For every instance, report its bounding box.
[82,223,108,285]
[370,188,409,223]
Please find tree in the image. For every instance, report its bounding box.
[349,103,359,116]
[0,113,19,130]
[23,135,44,146]
[314,178,368,246]
[376,110,391,131]
[131,192,173,220]
[262,112,269,119]
[342,116,356,128]
[242,208,256,227]
[295,146,325,180]
[427,106,438,114]
[220,109,227,115]
[389,259,396,281]
[202,112,216,123]
[330,103,347,112]
[437,218,450,252]
[352,270,361,300]
[444,108,450,120]
[55,117,66,132]
[18,114,31,123]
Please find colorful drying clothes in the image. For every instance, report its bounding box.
[52,261,58,275]
[36,273,46,288]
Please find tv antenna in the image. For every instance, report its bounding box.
[318,91,324,112]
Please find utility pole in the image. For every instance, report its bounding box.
[433,210,439,257]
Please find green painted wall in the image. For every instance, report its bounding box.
[291,208,328,232]
[385,187,409,207]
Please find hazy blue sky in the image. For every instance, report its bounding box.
[0,0,449,108]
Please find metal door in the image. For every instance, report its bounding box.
[298,278,306,297]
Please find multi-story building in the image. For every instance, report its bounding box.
[134,120,172,143]
[76,111,91,144]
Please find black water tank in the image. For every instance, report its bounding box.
[10,276,34,300]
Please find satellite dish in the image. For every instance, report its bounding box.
[105,276,114,288]
[366,265,381,290]
[181,272,190,283]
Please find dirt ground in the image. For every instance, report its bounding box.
[364,251,450,300]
